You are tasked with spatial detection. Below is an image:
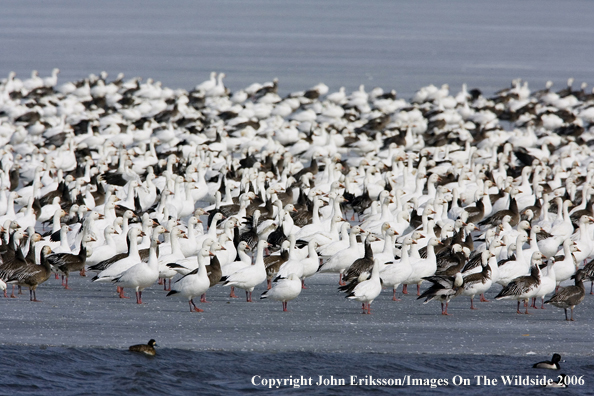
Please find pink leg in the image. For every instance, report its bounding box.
[540,297,545,309]
[480,293,489,302]
[402,284,408,295]
[524,300,531,314]
[64,277,70,290]
[79,268,86,277]
[516,301,522,314]
[282,301,288,312]
[200,293,211,303]
[417,284,420,296]
[530,297,537,309]
[301,279,307,289]
[338,274,345,286]
[392,288,401,301]
[470,297,478,310]
[229,286,238,298]
[190,299,204,312]
[10,285,16,298]
[118,286,130,299]
[267,279,272,290]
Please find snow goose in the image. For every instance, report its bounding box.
[91,227,147,289]
[571,215,594,264]
[340,233,378,284]
[264,240,290,289]
[342,258,382,314]
[495,252,543,314]
[417,272,463,315]
[496,234,530,286]
[380,236,414,301]
[461,251,493,309]
[166,247,212,312]
[317,221,350,258]
[549,199,574,239]
[86,226,119,267]
[222,239,269,302]
[112,231,161,304]
[544,269,586,321]
[158,227,187,290]
[405,237,442,296]
[260,273,302,311]
[553,239,580,286]
[531,257,556,309]
[276,240,319,288]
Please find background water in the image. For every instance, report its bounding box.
[1,0,594,98]
[1,347,592,395]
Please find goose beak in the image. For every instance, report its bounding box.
[209,251,215,256]
[220,246,226,250]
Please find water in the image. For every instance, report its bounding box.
[1,347,592,395]
[1,0,594,98]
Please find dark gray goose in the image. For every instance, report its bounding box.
[544,269,586,321]
[495,252,543,314]
[340,234,377,284]
[417,272,463,315]
[5,246,52,301]
[49,234,94,289]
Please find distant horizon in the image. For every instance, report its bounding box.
[2,0,593,98]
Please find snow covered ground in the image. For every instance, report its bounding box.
[2,273,592,356]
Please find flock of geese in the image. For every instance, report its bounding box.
[1,69,594,320]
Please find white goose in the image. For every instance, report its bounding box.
[260,273,302,311]
[223,239,268,302]
[318,226,364,283]
[166,247,212,312]
[345,258,382,314]
[111,231,161,304]
[405,237,441,296]
[380,236,414,301]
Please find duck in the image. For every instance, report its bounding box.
[260,273,302,311]
[533,353,562,370]
[129,339,157,356]
[545,269,586,321]
[166,247,212,312]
